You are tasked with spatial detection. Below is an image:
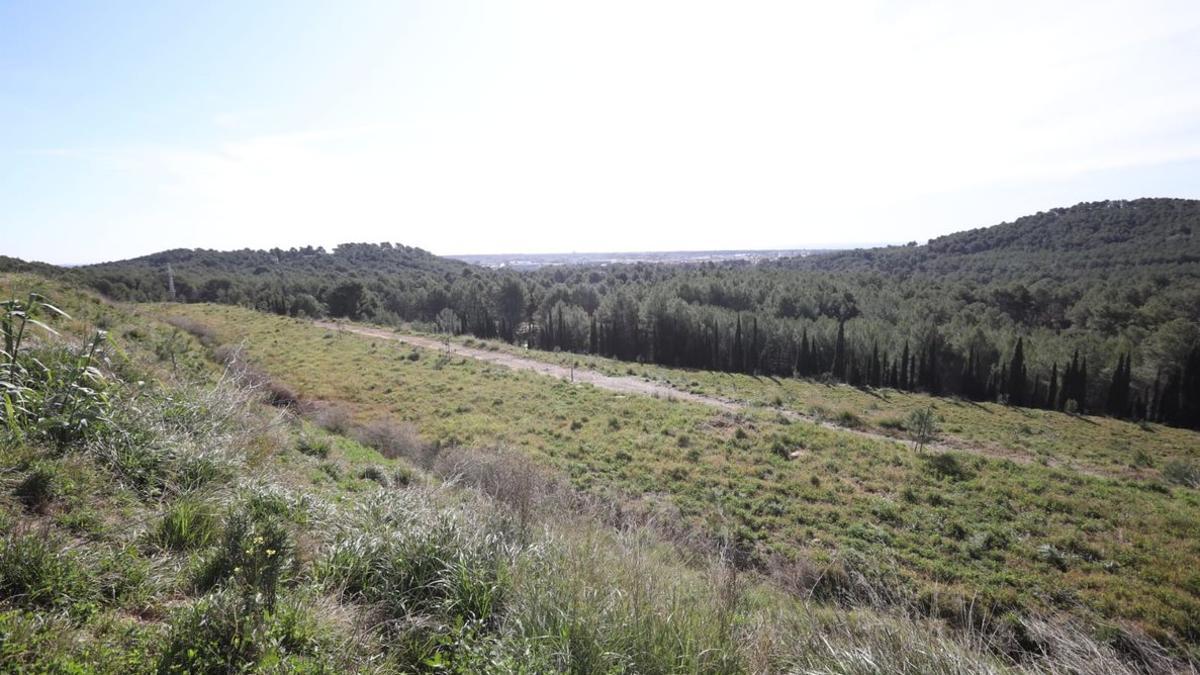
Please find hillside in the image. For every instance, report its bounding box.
[10,272,1195,672]
[797,198,1200,282]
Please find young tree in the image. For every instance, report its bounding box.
[907,406,938,453]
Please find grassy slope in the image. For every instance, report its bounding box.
[439,332,1200,480]
[7,272,1136,673]
[154,303,1200,654]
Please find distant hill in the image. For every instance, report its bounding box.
[73,243,473,318]
[794,198,1199,283]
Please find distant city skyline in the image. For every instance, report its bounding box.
[4,1,1200,265]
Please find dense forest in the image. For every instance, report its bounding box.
[11,198,1200,429]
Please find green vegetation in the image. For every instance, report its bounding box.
[8,275,1183,672]
[151,301,1200,663]
[44,198,1200,429]
[4,203,1200,672]
[447,335,1200,479]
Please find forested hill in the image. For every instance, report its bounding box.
[75,242,472,317]
[8,197,1200,429]
[793,198,1199,282]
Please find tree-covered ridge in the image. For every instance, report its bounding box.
[27,198,1200,430]
[805,197,1198,279]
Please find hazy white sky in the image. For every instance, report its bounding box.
[3,1,1200,264]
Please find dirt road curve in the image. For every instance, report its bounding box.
[312,321,1130,475]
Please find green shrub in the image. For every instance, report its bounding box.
[158,591,330,674]
[1162,460,1199,488]
[173,454,233,492]
[152,497,219,551]
[0,534,95,616]
[94,545,151,607]
[392,465,416,487]
[924,452,971,481]
[836,410,863,429]
[91,438,171,498]
[194,510,293,611]
[316,495,512,627]
[1,294,113,447]
[295,434,330,459]
[358,465,390,487]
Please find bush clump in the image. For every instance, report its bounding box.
[924,452,972,481]
[0,534,95,616]
[152,497,219,552]
[158,591,329,673]
[194,510,294,610]
[1162,460,1199,488]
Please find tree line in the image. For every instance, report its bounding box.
[13,198,1196,430]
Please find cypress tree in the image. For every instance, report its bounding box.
[798,329,810,376]
[732,316,744,373]
[1078,357,1088,414]
[963,347,977,399]
[832,321,847,381]
[1106,353,1133,417]
[1150,371,1162,422]
[750,316,759,374]
[1046,362,1058,412]
[1007,338,1026,406]
[870,342,880,387]
[1160,369,1181,425]
[1181,346,1200,428]
[899,341,910,390]
[1060,350,1079,411]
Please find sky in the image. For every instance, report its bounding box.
[3,1,1200,264]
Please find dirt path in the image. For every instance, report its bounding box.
[316,320,741,409]
[315,321,1115,476]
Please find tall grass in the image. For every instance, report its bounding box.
[2,293,111,446]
